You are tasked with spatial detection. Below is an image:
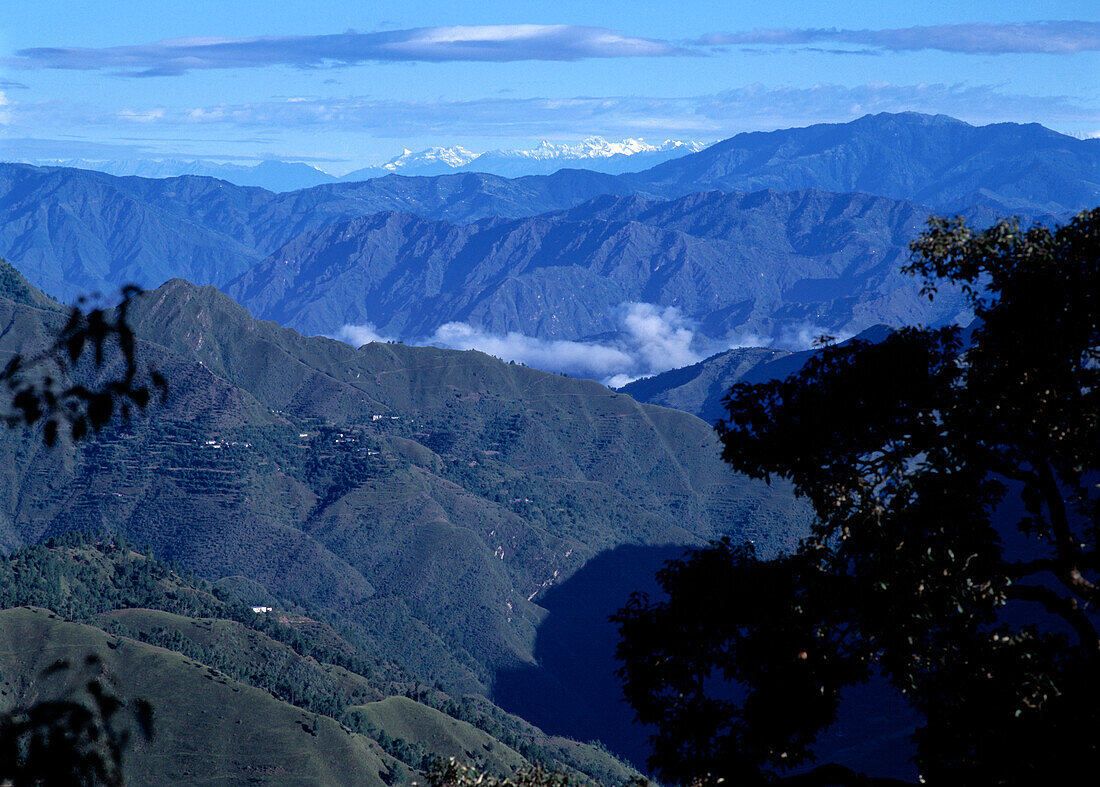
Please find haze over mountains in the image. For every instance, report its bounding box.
[2,113,1094,384]
[25,136,710,193]
[628,112,1100,216]
[1,110,1094,781]
[0,259,806,778]
[225,189,967,381]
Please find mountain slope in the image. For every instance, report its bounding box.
[617,346,793,424]
[0,536,640,783]
[0,165,263,300]
[0,275,806,712]
[627,112,1100,216]
[227,189,967,346]
[0,163,633,300]
[0,607,399,785]
[619,325,896,423]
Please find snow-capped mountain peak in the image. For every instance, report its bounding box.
[491,136,704,162]
[382,146,480,171]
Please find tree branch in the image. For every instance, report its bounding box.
[1033,456,1100,605]
[1005,584,1100,652]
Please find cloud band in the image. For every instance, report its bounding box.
[11,25,688,76]
[696,21,1100,55]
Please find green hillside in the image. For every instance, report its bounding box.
[0,538,643,783]
[0,257,64,312]
[0,275,809,769]
[0,607,398,786]
[348,696,528,772]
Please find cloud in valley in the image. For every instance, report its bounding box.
[430,303,704,384]
[333,309,865,386]
[430,323,635,381]
[619,303,698,376]
[696,21,1100,55]
[726,323,854,352]
[9,26,687,76]
[334,323,393,346]
[335,303,703,386]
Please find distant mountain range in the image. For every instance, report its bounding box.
[225,189,970,358]
[0,162,632,300]
[628,112,1100,216]
[48,112,1090,218]
[19,157,340,192]
[26,136,709,192]
[344,138,710,180]
[1,112,1095,379]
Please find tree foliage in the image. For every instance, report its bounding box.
[425,757,578,787]
[0,287,164,782]
[614,208,1100,785]
[1,286,165,445]
[0,655,154,786]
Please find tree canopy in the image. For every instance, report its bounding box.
[614,208,1100,785]
[0,285,163,782]
[1,285,165,445]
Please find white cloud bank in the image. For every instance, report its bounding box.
[335,308,868,385]
[336,303,703,386]
[335,323,392,346]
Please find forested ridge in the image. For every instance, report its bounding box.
[0,533,641,784]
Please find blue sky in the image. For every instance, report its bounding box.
[1,1,1098,172]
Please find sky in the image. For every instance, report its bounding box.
[1,1,1098,173]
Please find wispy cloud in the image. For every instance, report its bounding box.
[336,303,702,385]
[34,82,1087,138]
[0,80,29,90]
[9,26,688,76]
[4,82,1095,164]
[726,323,854,352]
[696,21,1100,55]
[333,308,862,385]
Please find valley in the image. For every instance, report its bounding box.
[0,110,1097,784]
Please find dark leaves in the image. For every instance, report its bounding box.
[0,285,166,445]
[618,207,1100,784]
[0,656,154,786]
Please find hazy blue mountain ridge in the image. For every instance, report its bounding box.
[35,138,707,190]
[225,189,969,348]
[2,114,1094,307]
[619,324,896,423]
[627,112,1100,216]
[35,158,341,192]
[0,162,639,300]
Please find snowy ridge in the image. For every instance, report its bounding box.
[484,137,707,162]
[381,146,480,171]
[24,136,711,187]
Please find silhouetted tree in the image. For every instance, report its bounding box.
[0,286,163,781]
[614,208,1100,785]
[426,757,576,786]
[1,285,165,444]
[0,656,154,786]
